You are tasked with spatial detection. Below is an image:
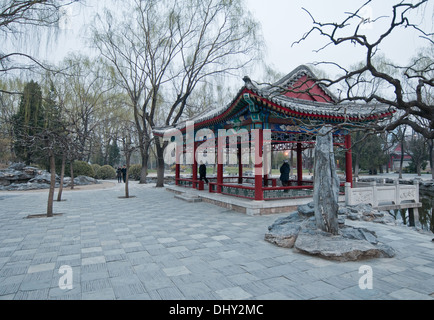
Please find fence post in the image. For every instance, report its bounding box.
[370,181,377,207]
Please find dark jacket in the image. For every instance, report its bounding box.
[199,164,207,176]
[279,162,290,182]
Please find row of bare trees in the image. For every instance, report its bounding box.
[90,0,262,187]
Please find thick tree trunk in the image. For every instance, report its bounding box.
[140,151,149,184]
[70,160,75,190]
[57,153,65,202]
[428,139,433,179]
[155,138,166,188]
[47,150,56,217]
[139,141,151,184]
[313,126,339,235]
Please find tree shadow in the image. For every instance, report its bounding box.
[26,213,64,219]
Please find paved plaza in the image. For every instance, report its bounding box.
[0,181,433,300]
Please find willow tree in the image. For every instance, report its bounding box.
[92,0,262,187]
[0,0,81,84]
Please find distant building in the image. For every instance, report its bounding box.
[388,144,412,172]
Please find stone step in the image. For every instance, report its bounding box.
[174,194,202,203]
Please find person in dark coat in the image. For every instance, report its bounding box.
[199,161,208,184]
[116,167,122,183]
[280,159,290,189]
[121,165,127,183]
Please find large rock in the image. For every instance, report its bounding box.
[297,202,315,217]
[0,163,99,190]
[265,212,303,248]
[72,175,99,185]
[265,202,396,261]
[294,232,395,262]
[29,172,59,184]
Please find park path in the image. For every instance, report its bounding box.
[0,180,433,300]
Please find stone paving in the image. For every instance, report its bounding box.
[0,181,433,300]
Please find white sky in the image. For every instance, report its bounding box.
[27,0,434,80]
[245,0,433,78]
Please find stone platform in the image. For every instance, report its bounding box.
[166,185,345,216]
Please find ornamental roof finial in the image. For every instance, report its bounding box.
[243,76,253,89]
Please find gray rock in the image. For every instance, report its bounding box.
[294,233,395,262]
[264,201,396,261]
[29,172,59,184]
[265,223,301,248]
[297,202,315,217]
[340,226,378,245]
[73,176,99,185]
[265,212,303,248]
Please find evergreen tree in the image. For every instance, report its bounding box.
[12,80,45,165]
[107,142,120,167]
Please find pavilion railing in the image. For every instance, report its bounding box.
[177,176,345,201]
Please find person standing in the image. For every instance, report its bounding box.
[116,167,122,183]
[121,165,127,183]
[199,161,208,184]
[280,159,290,190]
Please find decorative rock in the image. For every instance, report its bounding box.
[340,226,378,245]
[265,201,396,261]
[297,202,315,217]
[265,212,303,248]
[72,176,99,185]
[0,163,99,191]
[294,233,395,262]
[29,172,59,184]
[265,224,301,248]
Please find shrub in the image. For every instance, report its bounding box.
[72,160,95,178]
[96,165,116,180]
[91,164,101,177]
[128,164,142,180]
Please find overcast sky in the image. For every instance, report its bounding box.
[36,0,433,80]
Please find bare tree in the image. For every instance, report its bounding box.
[92,0,262,187]
[293,0,433,139]
[118,120,138,199]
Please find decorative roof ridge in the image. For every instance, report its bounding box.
[259,64,339,103]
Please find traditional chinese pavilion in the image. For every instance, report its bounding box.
[154,65,393,201]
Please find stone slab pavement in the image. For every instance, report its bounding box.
[0,181,433,300]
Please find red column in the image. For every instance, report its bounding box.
[217,135,225,193]
[297,143,303,186]
[192,141,198,188]
[254,129,264,201]
[175,142,181,186]
[238,144,243,184]
[345,134,353,187]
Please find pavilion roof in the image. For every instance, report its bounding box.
[153,65,394,136]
